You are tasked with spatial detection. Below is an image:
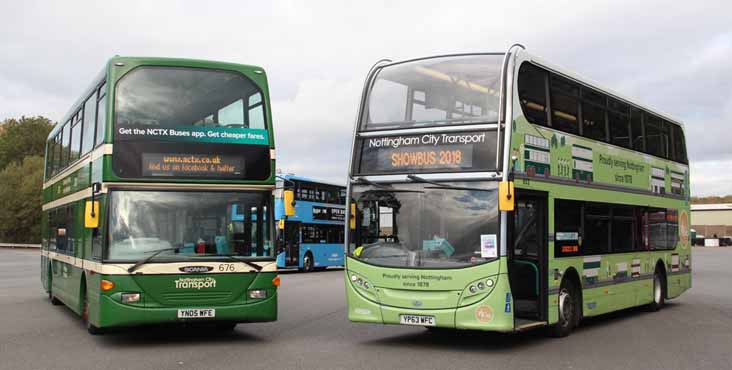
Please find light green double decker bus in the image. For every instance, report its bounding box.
[41,57,279,334]
[345,45,690,336]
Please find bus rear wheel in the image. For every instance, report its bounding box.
[648,268,666,311]
[548,279,578,338]
[302,253,314,272]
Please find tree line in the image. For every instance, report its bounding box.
[691,195,732,204]
[0,116,54,243]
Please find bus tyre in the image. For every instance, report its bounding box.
[303,253,314,272]
[49,291,62,306]
[83,290,103,335]
[648,269,666,312]
[548,279,578,338]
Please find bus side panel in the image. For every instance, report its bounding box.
[303,243,344,267]
[41,210,50,292]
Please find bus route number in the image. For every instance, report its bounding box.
[218,263,235,272]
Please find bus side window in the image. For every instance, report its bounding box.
[554,200,582,257]
[248,93,265,129]
[549,75,580,135]
[517,63,549,127]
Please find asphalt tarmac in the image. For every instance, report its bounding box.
[1,247,730,370]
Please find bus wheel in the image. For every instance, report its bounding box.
[303,253,314,272]
[648,268,666,311]
[548,279,577,338]
[83,290,103,335]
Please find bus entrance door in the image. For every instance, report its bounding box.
[284,221,301,267]
[508,192,548,326]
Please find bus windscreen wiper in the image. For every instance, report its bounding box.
[128,245,186,273]
[407,174,492,192]
[355,177,391,189]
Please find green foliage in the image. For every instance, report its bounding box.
[0,116,54,170]
[691,195,732,204]
[0,116,54,243]
[0,156,45,243]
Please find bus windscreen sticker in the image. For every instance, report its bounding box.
[142,153,244,177]
[480,234,497,258]
[357,130,497,174]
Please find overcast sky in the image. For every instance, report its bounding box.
[1,0,729,196]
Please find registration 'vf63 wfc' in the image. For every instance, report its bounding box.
[344,45,690,337]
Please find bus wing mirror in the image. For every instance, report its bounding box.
[350,203,356,230]
[84,200,100,229]
[284,190,296,217]
[498,181,515,211]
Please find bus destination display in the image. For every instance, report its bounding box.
[142,153,244,177]
[357,130,496,174]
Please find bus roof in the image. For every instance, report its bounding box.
[279,174,345,188]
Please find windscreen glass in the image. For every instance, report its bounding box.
[361,55,503,131]
[107,191,272,261]
[349,181,499,268]
[112,66,271,180]
[115,66,266,130]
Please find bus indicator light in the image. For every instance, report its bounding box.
[101,279,115,292]
[272,276,281,287]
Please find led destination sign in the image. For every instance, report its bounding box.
[357,130,496,174]
[313,206,345,221]
[142,153,244,177]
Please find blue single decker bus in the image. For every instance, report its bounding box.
[275,175,346,271]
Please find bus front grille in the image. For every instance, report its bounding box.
[161,291,233,304]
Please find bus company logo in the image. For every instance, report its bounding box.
[174,277,216,290]
[179,266,214,273]
[475,305,494,323]
[412,300,423,307]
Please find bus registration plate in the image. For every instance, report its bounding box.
[400,314,435,326]
[177,309,216,319]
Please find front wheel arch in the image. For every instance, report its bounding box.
[561,267,583,319]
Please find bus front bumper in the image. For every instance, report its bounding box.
[95,293,277,329]
[346,273,515,332]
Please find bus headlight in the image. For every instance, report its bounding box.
[121,293,140,303]
[249,289,267,299]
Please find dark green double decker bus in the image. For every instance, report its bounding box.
[41,57,279,334]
